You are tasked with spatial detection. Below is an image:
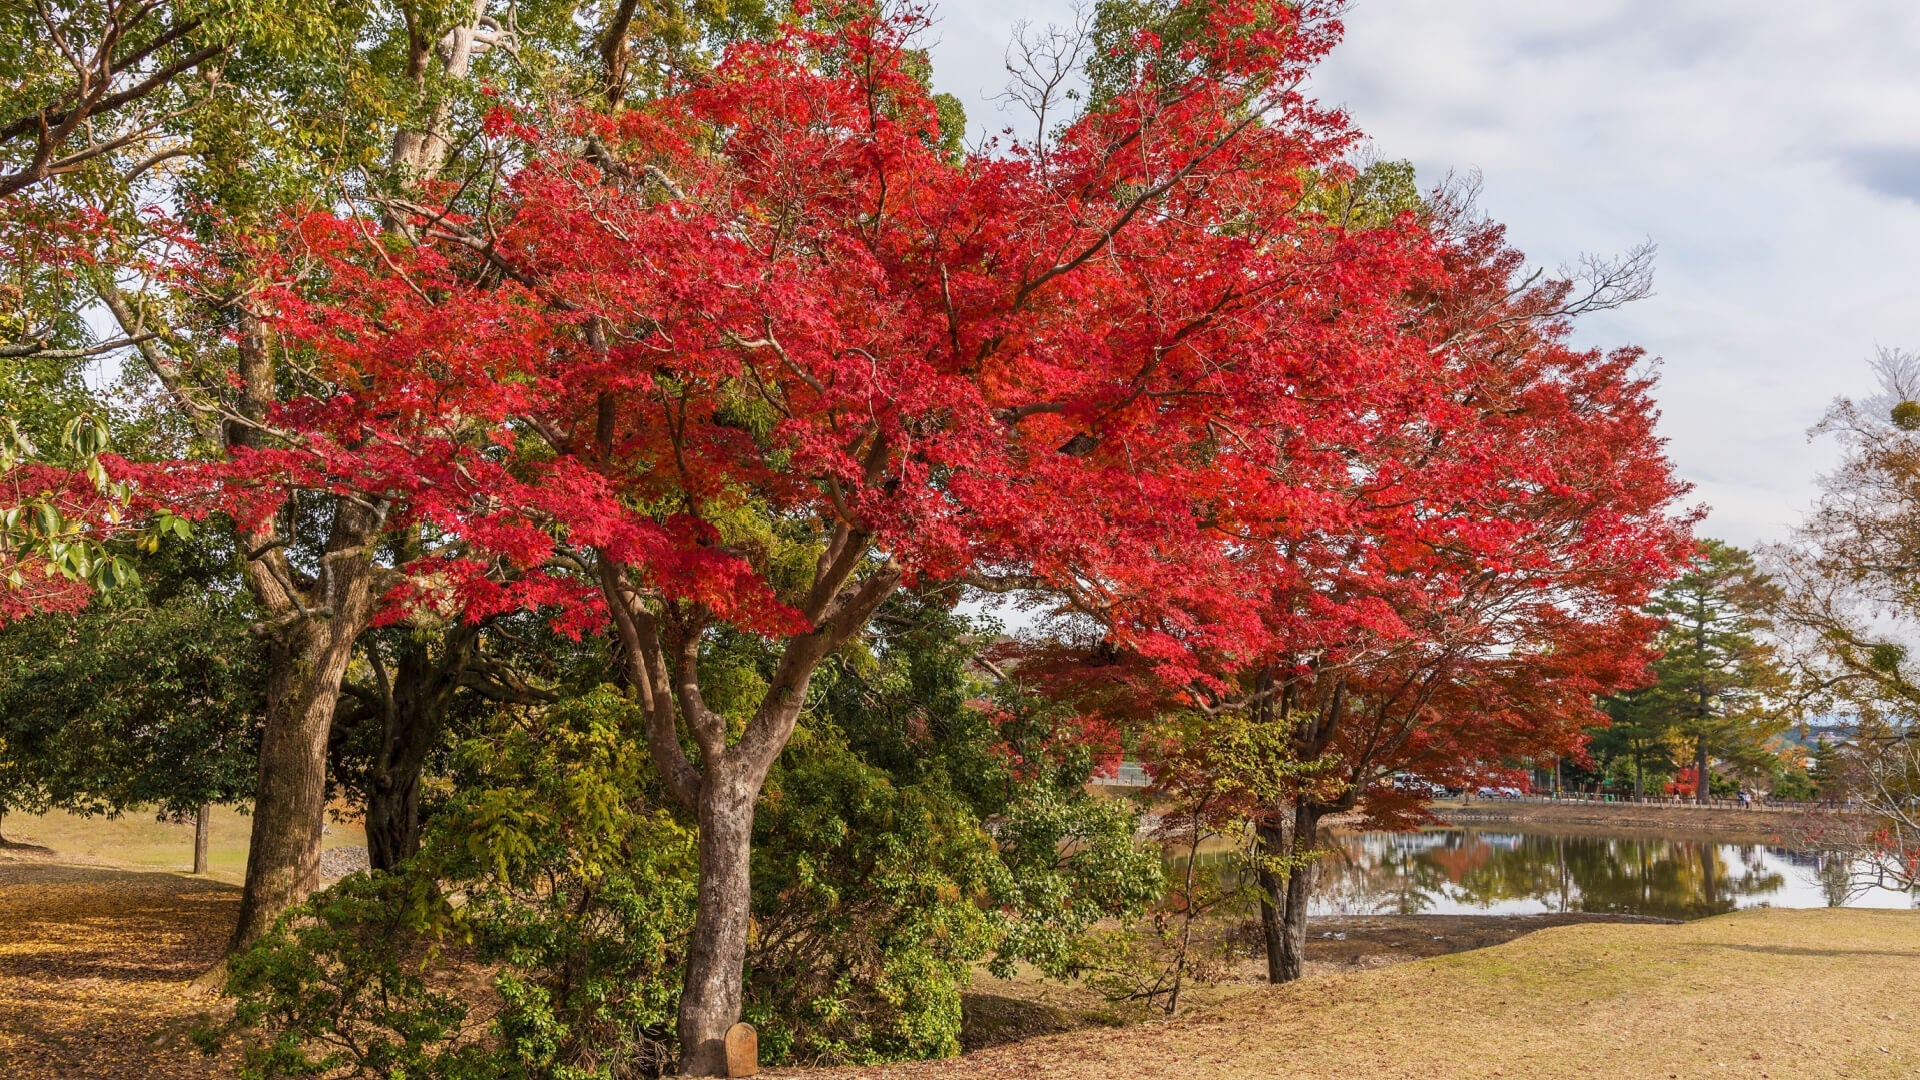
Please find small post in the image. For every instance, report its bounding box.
[193,803,211,875]
[724,1022,759,1077]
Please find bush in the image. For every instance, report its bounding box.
[745,729,1162,1065]
[212,688,698,1080]
[212,675,1163,1074]
[746,727,1003,1064]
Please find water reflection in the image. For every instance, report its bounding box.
[1310,830,1917,918]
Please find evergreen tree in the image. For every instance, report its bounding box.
[1635,540,1788,802]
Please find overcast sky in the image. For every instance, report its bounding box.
[923,0,1920,549]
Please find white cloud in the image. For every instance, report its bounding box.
[925,0,1920,547]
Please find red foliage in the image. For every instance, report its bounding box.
[68,2,1685,813]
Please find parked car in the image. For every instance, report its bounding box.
[1390,773,1446,798]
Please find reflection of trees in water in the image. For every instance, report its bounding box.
[1315,831,1786,919]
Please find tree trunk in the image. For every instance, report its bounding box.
[1274,803,1322,983]
[228,624,360,948]
[364,628,480,871]
[677,767,759,1076]
[1254,819,1289,983]
[364,763,422,872]
[193,803,211,875]
[229,498,383,952]
[1695,737,1711,806]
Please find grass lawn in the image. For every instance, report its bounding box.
[788,907,1920,1080]
[0,806,364,884]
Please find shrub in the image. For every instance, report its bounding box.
[211,676,1163,1074]
[211,688,698,1079]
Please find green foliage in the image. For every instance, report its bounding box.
[1086,0,1236,107]
[214,688,699,1079]
[1809,739,1847,799]
[209,871,480,1079]
[986,788,1164,981]
[746,726,1002,1064]
[1300,157,1424,230]
[0,530,259,818]
[1771,764,1816,801]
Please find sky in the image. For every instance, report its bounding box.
[922,0,1920,549]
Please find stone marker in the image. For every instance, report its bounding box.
[725,1022,759,1077]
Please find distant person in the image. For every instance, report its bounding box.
[1738,789,1752,809]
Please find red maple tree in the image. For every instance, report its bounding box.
[217,1,1471,1066]
[110,0,1688,1067]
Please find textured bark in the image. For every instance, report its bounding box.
[677,766,760,1076]
[1254,819,1289,983]
[192,803,210,875]
[389,0,491,181]
[1273,803,1322,984]
[228,497,384,951]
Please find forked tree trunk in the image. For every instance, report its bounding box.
[364,627,480,871]
[229,499,383,951]
[597,516,901,1074]
[677,766,760,1076]
[193,803,211,875]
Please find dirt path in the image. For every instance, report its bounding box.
[0,855,235,1079]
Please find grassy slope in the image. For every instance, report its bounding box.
[0,806,365,883]
[790,908,1920,1080]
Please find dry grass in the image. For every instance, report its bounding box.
[786,908,1920,1080]
[0,806,365,883]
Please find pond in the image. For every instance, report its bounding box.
[1309,829,1918,920]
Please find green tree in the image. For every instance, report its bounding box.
[1590,684,1680,797]
[1637,540,1789,803]
[0,532,262,867]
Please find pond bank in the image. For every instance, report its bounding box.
[1430,797,1843,836]
[792,907,1920,1079]
[955,911,1673,1052]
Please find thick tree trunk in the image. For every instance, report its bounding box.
[193,803,211,875]
[364,765,422,872]
[229,623,360,948]
[1695,737,1711,806]
[677,768,759,1076]
[1274,803,1321,983]
[229,499,383,951]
